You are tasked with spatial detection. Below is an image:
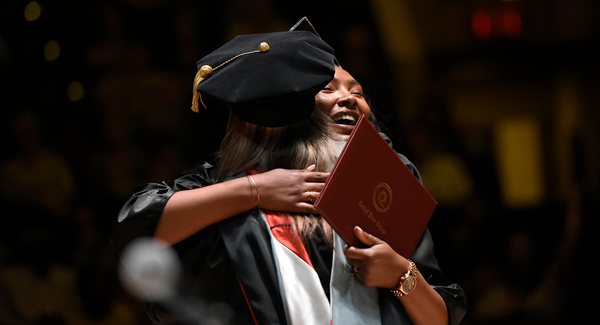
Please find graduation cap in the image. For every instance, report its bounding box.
[192,28,336,127]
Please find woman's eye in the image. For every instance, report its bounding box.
[353,92,364,97]
[321,87,333,92]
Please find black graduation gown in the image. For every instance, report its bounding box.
[112,154,467,325]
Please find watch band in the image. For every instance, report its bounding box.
[390,259,417,298]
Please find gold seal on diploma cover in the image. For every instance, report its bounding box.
[373,182,392,213]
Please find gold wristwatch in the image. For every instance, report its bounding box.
[390,260,417,298]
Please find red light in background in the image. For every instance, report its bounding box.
[472,9,493,40]
[502,7,522,37]
[471,6,522,40]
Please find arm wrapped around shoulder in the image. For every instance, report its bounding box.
[111,162,216,254]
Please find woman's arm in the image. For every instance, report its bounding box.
[344,226,449,325]
[155,167,329,245]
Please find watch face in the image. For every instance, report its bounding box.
[402,275,416,293]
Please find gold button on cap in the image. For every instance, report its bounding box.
[259,42,270,52]
[199,65,213,78]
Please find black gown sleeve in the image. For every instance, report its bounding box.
[110,161,217,254]
[112,163,275,324]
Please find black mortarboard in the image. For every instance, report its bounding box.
[192,30,335,127]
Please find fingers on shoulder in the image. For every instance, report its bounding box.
[305,172,329,182]
[296,202,318,214]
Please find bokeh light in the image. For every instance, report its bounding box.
[67,81,85,102]
[24,1,41,22]
[502,7,522,37]
[44,40,60,61]
[472,9,493,40]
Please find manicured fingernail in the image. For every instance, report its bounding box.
[306,164,316,170]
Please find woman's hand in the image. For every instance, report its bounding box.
[251,165,329,214]
[344,226,410,288]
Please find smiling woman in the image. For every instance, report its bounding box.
[317,67,372,140]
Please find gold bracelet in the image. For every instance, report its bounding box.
[246,175,260,208]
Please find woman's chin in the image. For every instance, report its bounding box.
[331,124,354,140]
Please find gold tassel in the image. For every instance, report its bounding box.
[191,66,211,112]
[191,69,201,113]
[190,42,269,113]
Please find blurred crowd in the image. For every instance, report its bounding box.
[0,1,598,324]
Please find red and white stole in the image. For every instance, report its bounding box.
[263,211,331,324]
[261,210,382,325]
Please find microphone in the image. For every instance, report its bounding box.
[118,237,233,325]
[119,237,181,301]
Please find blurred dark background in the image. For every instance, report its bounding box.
[1,0,598,324]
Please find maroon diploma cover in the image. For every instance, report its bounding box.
[314,115,437,258]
